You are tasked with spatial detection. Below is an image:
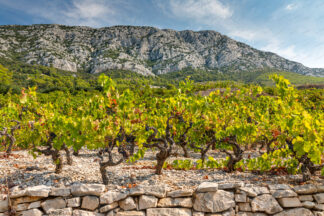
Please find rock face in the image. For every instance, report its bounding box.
[251,194,283,214]
[193,190,235,212]
[0,24,323,77]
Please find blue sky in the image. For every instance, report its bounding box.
[0,0,324,68]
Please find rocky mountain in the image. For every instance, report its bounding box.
[0,24,323,77]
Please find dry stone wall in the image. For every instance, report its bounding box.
[1,182,324,216]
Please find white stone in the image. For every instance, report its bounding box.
[26,185,51,197]
[100,191,128,204]
[146,208,192,216]
[271,189,297,198]
[315,204,324,211]
[116,211,145,216]
[235,192,247,202]
[119,197,137,210]
[138,195,158,210]
[278,197,302,207]
[167,189,193,197]
[268,184,291,190]
[99,202,118,213]
[28,201,41,209]
[274,208,314,216]
[314,193,324,204]
[72,210,104,216]
[218,181,244,190]
[299,195,314,201]
[129,185,166,198]
[293,185,317,194]
[71,184,105,196]
[67,197,81,207]
[158,197,192,208]
[41,198,66,213]
[240,186,269,197]
[302,201,315,209]
[21,208,43,216]
[251,194,282,214]
[15,203,29,211]
[50,187,71,196]
[0,199,8,213]
[193,190,234,213]
[10,186,27,198]
[238,203,251,212]
[48,207,73,216]
[196,182,218,192]
[81,196,99,210]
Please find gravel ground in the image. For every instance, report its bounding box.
[1,147,323,194]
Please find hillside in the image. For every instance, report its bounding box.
[0,24,324,77]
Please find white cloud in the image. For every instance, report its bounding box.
[168,0,233,21]
[285,3,297,11]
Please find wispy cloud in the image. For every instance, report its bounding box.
[285,3,297,11]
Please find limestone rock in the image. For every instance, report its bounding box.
[251,194,282,214]
[72,210,104,216]
[50,187,71,197]
[138,195,158,210]
[274,208,314,216]
[71,184,105,196]
[129,185,166,198]
[299,195,314,201]
[314,193,324,203]
[218,181,244,190]
[237,213,267,216]
[240,186,269,197]
[14,203,29,211]
[315,204,324,211]
[193,190,234,213]
[41,198,66,213]
[268,184,291,191]
[48,207,73,216]
[238,203,251,212]
[100,191,128,204]
[10,186,27,198]
[146,208,192,216]
[12,196,42,205]
[278,197,302,208]
[67,197,81,207]
[116,211,145,216]
[167,189,193,197]
[158,197,193,208]
[119,197,137,210]
[21,208,43,216]
[0,199,8,213]
[293,185,317,194]
[316,185,324,192]
[235,192,247,202]
[81,196,99,210]
[302,201,315,209]
[28,201,41,209]
[271,189,297,198]
[26,185,51,197]
[196,182,218,192]
[99,202,119,213]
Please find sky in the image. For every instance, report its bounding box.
[0,0,324,68]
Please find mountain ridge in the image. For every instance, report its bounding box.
[0,24,323,77]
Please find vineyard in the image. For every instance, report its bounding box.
[0,74,323,189]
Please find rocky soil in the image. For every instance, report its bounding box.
[0,24,323,76]
[1,148,323,194]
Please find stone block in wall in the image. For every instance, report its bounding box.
[251,194,282,214]
[192,211,204,216]
[12,196,43,205]
[299,195,314,201]
[314,193,324,204]
[41,197,66,213]
[67,197,81,207]
[316,185,324,193]
[100,191,128,205]
[273,208,313,216]
[237,213,267,216]
[26,185,51,197]
[100,202,119,213]
[138,195,158,210]
[315,204,324,211]
[72,209,104,216]
[314,211,324,216]
[10,186,27,198]
[239,186,269,198]
[119,197,137,211]
[205,208,235,216]
[14,203,29,211]
[71,184,105,196]
[218,181,244,190]
[0,199,8,213]
[302,201,315,209]
[129,185,166,198]
[271,189,297,198]
[81,196,99,211]
[28,201,41,209]
[48,207,73,216]
[158,197,192,208]
[20,208,43,216]
[115,211,145,216]
[50,187,71,197]
[193,190,234,213]
[235,192,247,202]
[278,197,302,208]
[196,182,218,192]
[293,185,317,194]
[269,184,291,191]
[166,189,193,198]
[238,203,251,212]
[146,208,192,216]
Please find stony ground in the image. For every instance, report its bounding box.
[1,147,323,194]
